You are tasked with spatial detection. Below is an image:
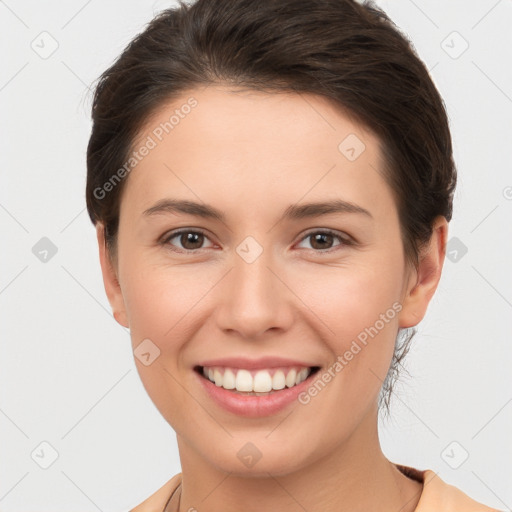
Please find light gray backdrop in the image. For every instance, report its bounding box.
[1,0,511,510]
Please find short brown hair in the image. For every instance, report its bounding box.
[86,0,457,414]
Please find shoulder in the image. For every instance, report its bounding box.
[416,469,501,512]
[129,473,182,512]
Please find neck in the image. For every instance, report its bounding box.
[175,406,423,512]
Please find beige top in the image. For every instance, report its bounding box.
[130,464,501,512]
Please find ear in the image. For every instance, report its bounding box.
[96,223,129,328]
[398,216,448,328]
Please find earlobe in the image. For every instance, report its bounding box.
[96,223,130,328]
[398,216,448,329]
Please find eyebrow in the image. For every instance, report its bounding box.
[142,198,373,222]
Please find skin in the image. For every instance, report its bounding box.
[96,84,447,512]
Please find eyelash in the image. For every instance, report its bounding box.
[160,228,354,254]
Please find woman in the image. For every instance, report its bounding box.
[86,0,501,510]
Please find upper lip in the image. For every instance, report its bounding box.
[197,356,318,370]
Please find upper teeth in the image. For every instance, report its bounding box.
[202,366,312,392]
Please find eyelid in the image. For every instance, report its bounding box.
[160,227,215,251]
[296,228,354,250]
[160,226,354,254]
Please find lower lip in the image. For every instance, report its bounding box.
[195,369,318,417]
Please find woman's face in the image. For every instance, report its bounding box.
[98,84,443,476]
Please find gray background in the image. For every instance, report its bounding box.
[1,0,511,510]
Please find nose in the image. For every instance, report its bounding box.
[214,244,295,340]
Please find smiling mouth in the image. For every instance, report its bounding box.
[194,365,321,395]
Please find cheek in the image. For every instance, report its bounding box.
[121,245,404,357]
[292,257,403,401]
[292,256,403,343]
[121,257,216,345]
[119,259,202,428]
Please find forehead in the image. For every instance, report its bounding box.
[139,84,378,153]
[122,84,395,222]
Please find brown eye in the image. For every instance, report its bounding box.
[162,229,213,252]
[297,230,351,252]
[179,232,204,250]
[309,232,335,250]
